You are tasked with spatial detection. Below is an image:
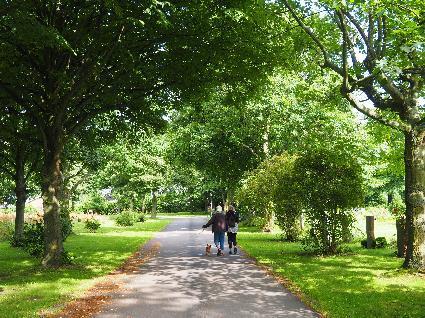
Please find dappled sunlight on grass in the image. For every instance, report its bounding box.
[239,229,425,318]
[0,218,170,318]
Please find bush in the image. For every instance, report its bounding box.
[10,215,73,258]
[376,237,388,248]
[19,220,44,257]
[236,153,299,234]
[85,218,101,232]
[116,211,139,226]
[137,213,146,223]
[293,150,364,254]
[79,192,118,215]
[360,237,387,248]
[61,215,73,240]
[0,221,14,241]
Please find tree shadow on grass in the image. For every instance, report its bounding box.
[0,230,159,318]
[239,234,425,318]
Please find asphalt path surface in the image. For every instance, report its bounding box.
[95,216,319,318]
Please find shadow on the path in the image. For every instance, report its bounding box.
[99,253,318,318]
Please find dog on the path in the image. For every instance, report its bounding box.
[205,244,212,256]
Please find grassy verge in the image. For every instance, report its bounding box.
[0,217,170,318]
[238,227,425,318]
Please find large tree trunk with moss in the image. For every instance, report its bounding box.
[13,146,26,244]
[403,130,425,269]
[42,131,64,267]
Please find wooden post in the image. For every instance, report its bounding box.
[366,216,375,249]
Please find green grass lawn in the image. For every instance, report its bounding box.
[0,217,170,318]
[238,227,425,318]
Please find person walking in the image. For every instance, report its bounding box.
[202,205,226,256]
[226,205,239,254]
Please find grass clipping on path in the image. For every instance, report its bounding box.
[238,227,425,318]
[0,218,170,318]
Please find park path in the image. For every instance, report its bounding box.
[95,216,319,318]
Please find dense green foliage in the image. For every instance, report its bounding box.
[115,211,144,227]
[293,149,364,253]
[0,0,288,265]
[84,217,101,233]
[236,153,299,237]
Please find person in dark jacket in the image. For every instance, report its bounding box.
[202,206,226,256]
[226,205,239,254]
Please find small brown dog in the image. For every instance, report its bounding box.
[205,244,212,256]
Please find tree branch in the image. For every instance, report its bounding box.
[342,89,410,132]
[282,0,344,77]
[343,10,370,51]
[336,10,349,91]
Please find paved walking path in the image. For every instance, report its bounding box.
[95,217,319,318]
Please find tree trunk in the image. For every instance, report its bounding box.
[263,118,270,157]
[299,213,304,231]
[263,208,274,232]
[226,187,235,210]
[396,217,407,258]
[366,216,375,249]
[403,130,425,269]
[13,146,26,244]
[42,131,64,267]
[141,198,146,214]
[151,191,157,219]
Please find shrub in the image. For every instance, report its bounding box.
[10,215,73,258]
[19,220,44,257]
[0,221,14,241]
[85,218,101,232]
[376,237,388,248]
[137,213,146,223]
[116,211,138,226]
[293,149,364,254]
[360,237,387,248]
[61,215,73,240]
[236,153,300,235]
[79,192,118,215]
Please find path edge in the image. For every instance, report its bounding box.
[42,219,175,318]
[238,244,325,318]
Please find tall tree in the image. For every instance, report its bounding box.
[0,1,284,266]
[282,0,425,268]
[0,108,40,244]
